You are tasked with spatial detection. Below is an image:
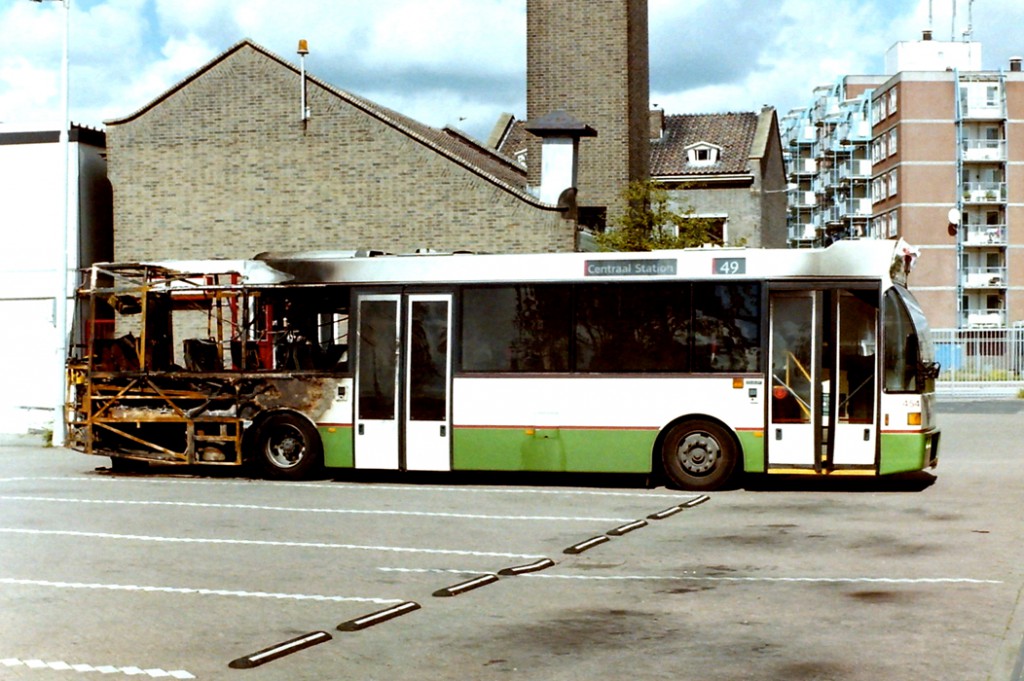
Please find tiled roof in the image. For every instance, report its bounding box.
[499,112,760,178]
[107,40,534,204]
[650,112,759,177]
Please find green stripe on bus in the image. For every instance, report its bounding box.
[878,432,930,475]
[737,430,766,473]
[452,427,655,473]
[319,426,354,468]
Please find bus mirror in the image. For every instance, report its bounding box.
[918,361,940,380]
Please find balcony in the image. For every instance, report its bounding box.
[789,223,818,243]
[789,157,816,176]
[960,100,1005,120]
[962,138,1007,162]
[788,125,816,146]
[790,190,817,208]
[963,182,1007,204]
[963,308,1007,327]
[963,267,1007,288]
[840,198,873,218]
[837,158,871,180]
[963,223,1007,246]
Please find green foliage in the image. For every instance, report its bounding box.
[594,179,724,252]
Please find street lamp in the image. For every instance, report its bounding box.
[31,0,70,446]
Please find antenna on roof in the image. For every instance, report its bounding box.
[297,39,311,124]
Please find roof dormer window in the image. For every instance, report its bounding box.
[686,142,721,166]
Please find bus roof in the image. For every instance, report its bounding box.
[95,239,917,290]
[254,239,916,287]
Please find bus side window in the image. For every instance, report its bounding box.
[883,288,915,392]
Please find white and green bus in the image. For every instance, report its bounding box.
[67,239,939,490]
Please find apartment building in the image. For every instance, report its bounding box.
[781,33,1024,329]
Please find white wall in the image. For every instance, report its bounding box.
[0,126,86,441]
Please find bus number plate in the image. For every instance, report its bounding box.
[713,258,745,275]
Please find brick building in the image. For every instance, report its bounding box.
[106,41,576,261]
[650,108,788,248]
[781,33,1024,328]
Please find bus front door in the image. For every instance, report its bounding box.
[768,291,820,468]
[354,292,453,472]
[768,288,880,472]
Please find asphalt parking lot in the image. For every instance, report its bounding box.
[1,399,1022,680]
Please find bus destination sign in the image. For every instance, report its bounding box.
[584,259,677,277]
[712,257,746,275]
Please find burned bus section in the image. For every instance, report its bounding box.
[66,261,351,479]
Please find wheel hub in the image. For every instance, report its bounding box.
[266,427,305,467]
[677,433,720,475]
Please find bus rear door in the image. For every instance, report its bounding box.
[353,292,453,472]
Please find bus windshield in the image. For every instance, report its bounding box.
[883,285,936,393]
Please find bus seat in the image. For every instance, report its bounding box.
[184,338,222,372]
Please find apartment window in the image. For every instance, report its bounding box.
[888,88,897,114]
[872,178,883,203]
[887,129,898,157]
[888,210,898,237]
[888,170,898,197]
[987,86,999,107]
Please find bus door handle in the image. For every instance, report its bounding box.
[358,424,364,435]
[440,425,446,437]
[863,428,870,441]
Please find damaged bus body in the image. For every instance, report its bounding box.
[66,240,940,490]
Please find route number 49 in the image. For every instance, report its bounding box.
[713,258,746,275]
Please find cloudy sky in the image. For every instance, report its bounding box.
[1,0,1023,141]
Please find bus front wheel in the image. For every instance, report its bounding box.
[252,412,323,480]
[661,420,738,491]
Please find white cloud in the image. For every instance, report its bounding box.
[3,0,1023,136]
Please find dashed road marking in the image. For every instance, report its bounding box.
[0,577,404,604]
[0,476,696,499]
[563,535,611,554]
[377,567,1002,585]
[0,527,544,559]
[337,602,422,631]
[0,657,195,678]
[228,631,332,669]
[432,574,500,597]
[0,495,634,523]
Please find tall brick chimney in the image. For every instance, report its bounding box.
[526,0,650,230]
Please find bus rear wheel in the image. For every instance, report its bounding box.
[661,420,738,491]
[252,412,323,480]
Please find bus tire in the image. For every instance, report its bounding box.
[660,419,738,491]
[252,412,323,480]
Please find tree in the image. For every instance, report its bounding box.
[594,179,724,252]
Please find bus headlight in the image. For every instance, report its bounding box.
[907,412,922,426]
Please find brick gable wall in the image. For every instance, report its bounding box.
[107,46,574,261]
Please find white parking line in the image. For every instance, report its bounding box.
[0,527,544,559]
[0,577,405,604]
[0,495,633,522]
[0,475,690,499]
[377,567,1003,585]
[1,657,195,678]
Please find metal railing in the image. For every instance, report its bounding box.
[932,327,1024,397]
